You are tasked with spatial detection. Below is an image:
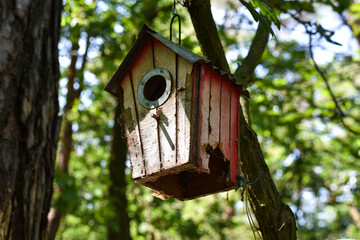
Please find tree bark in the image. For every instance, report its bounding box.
[0,0,62,239]
[186,0,297,239]
[234,23,269,88]
[186,0,230,73]
[238,103,297,239]
[107,100,131,240]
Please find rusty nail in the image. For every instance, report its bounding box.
[152,114,160,121]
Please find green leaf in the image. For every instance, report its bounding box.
[239,0,262,22]
[316,24,342,46]
[251,0,281,30]
[239,0,275,36]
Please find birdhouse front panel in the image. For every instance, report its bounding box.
[118,36,196,181]
[106,25,244,200]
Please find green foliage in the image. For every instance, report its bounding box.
[55,0,360,239]
[250,0,280,29]
[238,0,280,36]
[350,3,360,37]
[53,170,81,213]
[250,38,360,239]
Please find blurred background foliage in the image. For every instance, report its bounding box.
[52,0,360,239]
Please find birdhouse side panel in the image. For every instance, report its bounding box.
[152,38,177,170]
[176,56,193,166]
[230,84,240,183]
[130,39,161,176]
[220,75,232,160]
[119,72,145,179]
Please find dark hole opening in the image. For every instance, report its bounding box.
[143,75,166,101]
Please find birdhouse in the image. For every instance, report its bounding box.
[105,25,245,200]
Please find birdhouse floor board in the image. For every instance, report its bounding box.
[136,147,236,201]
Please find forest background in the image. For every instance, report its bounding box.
[27,0,360,239]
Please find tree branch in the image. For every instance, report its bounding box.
[307,30,360,135]
[185,0,230,73]
[234,19,270,88]
[74,33,91,99]
[185,1,297,239]
[347,201,360,229]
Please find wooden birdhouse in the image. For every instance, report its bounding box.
[105,25,245,200]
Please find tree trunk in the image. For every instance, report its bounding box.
[238,96,297,239]
[107,100,131,240]
[186,0,297,239]
[0,0,62,239]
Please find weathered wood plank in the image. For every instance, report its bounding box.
[230,84,240,183]
[152,38,177,170]
[208,69,221,148]
[176,56,193,165]
[191,63,201,166]
[120,72,145,179]
[220,75,231,160]
[131,39,161,175]
[198,63,212,170]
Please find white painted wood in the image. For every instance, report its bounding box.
[120,72,145,179]
[131,39,161,175]
[153,38,177,170]
[199,64,211,170]
[220,76,231,160]
[208,70,221,148]
[176,56,193,166]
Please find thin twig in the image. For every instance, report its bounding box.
[278,222,285,231]
[307,29,359,134]
[234,19,270,87]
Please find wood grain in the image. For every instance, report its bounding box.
[220,75,231,160]
[230,84,240,183]
[176,56,193,165]
[191,63,201,167]
[198,63,212,170]
[152,38,177,170]
[208,69,221,148]
[120,72,145,179]
[131,39,161,175]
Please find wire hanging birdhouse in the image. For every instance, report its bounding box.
[105,24,246,200]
